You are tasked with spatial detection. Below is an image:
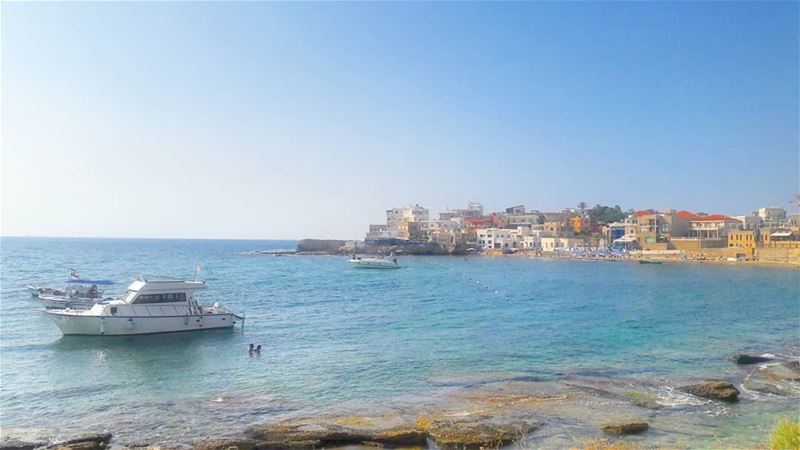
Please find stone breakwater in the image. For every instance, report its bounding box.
[296,239,458,255]
[3,353,798,450]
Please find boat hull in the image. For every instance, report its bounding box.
[349,259,400,269]
[45,312,236,336]
[39,296,98,310]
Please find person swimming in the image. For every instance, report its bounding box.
[248,343,255,354]
[255,345,262,354]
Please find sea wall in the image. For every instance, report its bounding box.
[296,239,348,253]
[756,247,800,265]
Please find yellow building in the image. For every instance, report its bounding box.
[571,216,597,234]
[728,230,758,249]
[761,228,800,249]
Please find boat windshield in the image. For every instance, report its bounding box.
[122,289,138,303]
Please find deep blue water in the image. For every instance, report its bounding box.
[1,237,798,443]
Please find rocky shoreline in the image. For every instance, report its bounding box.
[3,352,798,450]
[290,239,800,268]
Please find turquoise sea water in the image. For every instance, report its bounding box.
[1,237,798,445]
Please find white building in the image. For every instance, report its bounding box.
[477,228,519,250]
[383,204,430,238]
[365,224,391,240]
[386,205,430,227]
[733,214,762,230]
[690,216,742,238]
[521,235,542,251]
[419,218,461,242]
[756,207,787,228]
[442,202,484,220]
[540,237,585,252]
[757,207,786,222]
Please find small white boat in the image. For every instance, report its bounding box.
[27,285,52,296]
[29,284,103,299]
[39,284,105,310]
[40,296,104,310]
[67,268,114,286]
[349,254,400,269]
[44,276,244,336]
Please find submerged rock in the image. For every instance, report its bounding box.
[621,391,660,409]
[601,422,649,435]
[731,354,774,365]
[679,381,739,402]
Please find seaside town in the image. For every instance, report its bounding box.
[314,200,800,265]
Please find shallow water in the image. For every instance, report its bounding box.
[1,237,798,446]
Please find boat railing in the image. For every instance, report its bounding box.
[135,274,187,282]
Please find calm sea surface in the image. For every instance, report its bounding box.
[1,237,798,445]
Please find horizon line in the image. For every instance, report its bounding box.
[0,235,318,241]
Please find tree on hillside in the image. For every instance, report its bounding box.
[587,204,626,224]
[577,202,587,214]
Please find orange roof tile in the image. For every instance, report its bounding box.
[676,210,701,220]
[693,214,739,222]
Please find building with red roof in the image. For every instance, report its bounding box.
[675,210,702,220]
[690,214,743,239]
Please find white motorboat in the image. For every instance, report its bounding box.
[44,277,244,336]
[349,254,400,269]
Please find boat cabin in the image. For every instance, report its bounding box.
[120,279,207,305]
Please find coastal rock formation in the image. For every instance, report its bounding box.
[245,415,427,449]
[193,439,257,450]
[679,381,739,402]
[53,433,112,450]
[601,422,649,435]
[55,433,113,447]
[295,239,347,254]
[295,238,462,255]
[0,430,111,450]
[763,361,800,381]
[245,411,539,449]
[743,361,800,397]
[416,415,537,449]
[0,428,52,450]
[731,354,774,365]
[53,443,104,450]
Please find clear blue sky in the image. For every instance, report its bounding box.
[2,2,798,239]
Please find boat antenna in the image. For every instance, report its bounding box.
[194,261,203,281]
